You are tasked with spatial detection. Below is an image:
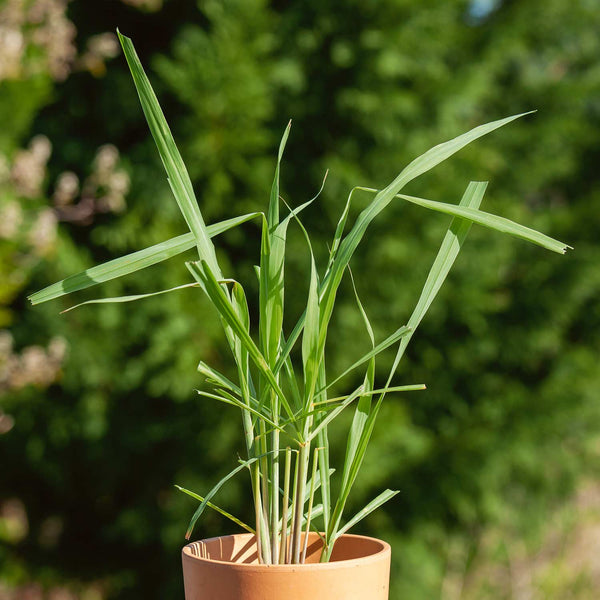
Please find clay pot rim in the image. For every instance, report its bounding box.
[182,532,390,572]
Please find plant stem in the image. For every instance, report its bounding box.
[291,441,311,563]
[286,448,300,564]
[270,396,280,563]
[302,447,320,562]
[279,447,292,564]
[251,462,267,563]
[258,422,271,563]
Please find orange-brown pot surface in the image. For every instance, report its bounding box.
[182,532,391,600]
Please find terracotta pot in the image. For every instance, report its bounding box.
[182,532,391,600]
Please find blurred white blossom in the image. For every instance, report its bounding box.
[77,32,120,77]
[0,0,76,82]
[0,330,67,393]
[53,171,80,206]
[10,135,52,198]
[0,201,23,239]
[27,207,57,254]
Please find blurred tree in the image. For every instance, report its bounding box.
[1,0,599,598]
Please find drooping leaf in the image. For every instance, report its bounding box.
[61,283,199,313]
[184,453,276,539]
[29,212,260,305]
[187,260,298,431]
[175,485,255,534]
[335,489,399,538]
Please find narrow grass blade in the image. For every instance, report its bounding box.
[394,193,569,253]
[61,283,199,313]
[325,183,488,551]
[185,451,277,540]
[315,363,331,532]
[281,341,303,410]
[278,115,532,379]
[319,114,534,371]
[335,489,399,538]
[301,504,324,528]
[279,447,292,563]
[302,447,320,562]
[29,212,260,305]
[302,467,334,505]
[349,266,374,343]
[328,183,489,548]
[185,458,259,539]
[388,181,487,379]
[175,485,255,534]
[302,254,321,408]
[197,361,242,397]
[326,186,361,274]
[323,325,411,392]
[317,384,426,405]
[261,198,316,367]
[267,120,291,228]
[306,385,365,443]
[118,31,220,275]
[195,390,282,431]
[187,261,298,431]
[326,271,378,543]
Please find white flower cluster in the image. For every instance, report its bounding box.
[0,136,130,251]
[0,0,76,82]
[0,330,67,395]
[0,135,58,256]
[77,32,120,78]
[53,144,130,224]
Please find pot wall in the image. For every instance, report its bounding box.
[182,532,391,600]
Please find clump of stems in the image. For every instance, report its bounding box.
[29,32,571,565]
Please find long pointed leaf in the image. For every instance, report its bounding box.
[267,120,291,228]
[388,181,487,380]
[197,361,242,397]
[279,113,534,375]
[118,31,220,275]
[302,254,321,408]
[175,485,255,534]
[196,390,282,431]
[335,489,399,538]
[61,283,199,313]
[323,325,411,392]
[185,453,274,539]
[384,191,568,254]
[29,212,260,305]
[326,182,488,545]
[306,385,365,443]
[187,260,298,432]
[319,114,533,352]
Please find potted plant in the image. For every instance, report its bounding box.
[29,32,570,599]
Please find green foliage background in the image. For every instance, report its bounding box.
[1,0,599,598]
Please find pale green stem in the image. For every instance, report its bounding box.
[302,447,320,563]
[278,447,292,564]
[291,441,311,563]
[258,423,271,563]
[270,395,280,563]
[286,449,300,564]
[251,463,268,563]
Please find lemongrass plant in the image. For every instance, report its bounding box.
[30,32,570,565]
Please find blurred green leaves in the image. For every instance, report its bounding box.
[2,0,600,597]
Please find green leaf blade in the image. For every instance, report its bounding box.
[29,212,260,305]
[398,193,570,254]
[118,31,220,275]
[176,485,255,534]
